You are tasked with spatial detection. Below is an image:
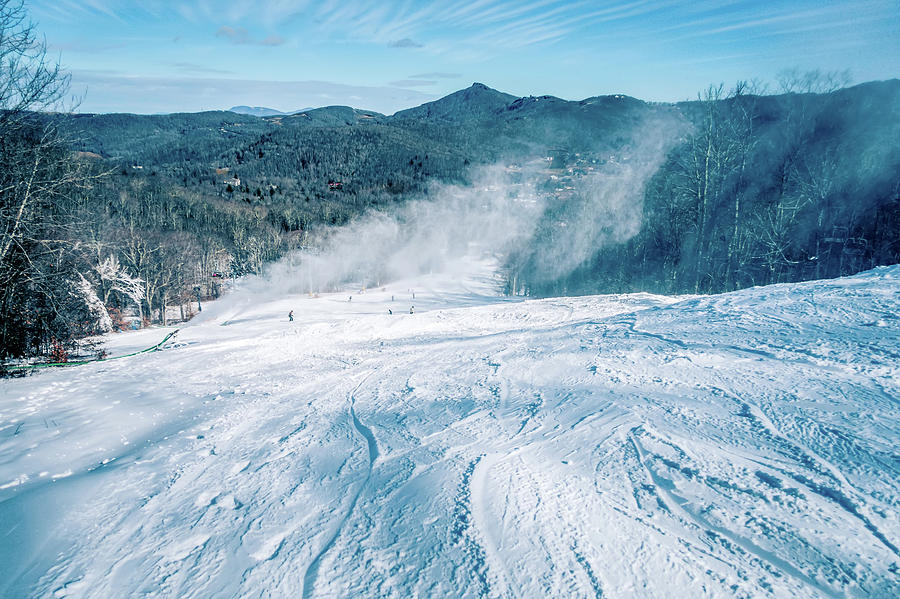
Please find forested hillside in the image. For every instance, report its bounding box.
[508,80,900,295]
[3,62,899,362]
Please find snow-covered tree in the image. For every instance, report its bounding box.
[96,255,145,323]
[75,273,112,333]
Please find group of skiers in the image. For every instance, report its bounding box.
[288,292,417,321]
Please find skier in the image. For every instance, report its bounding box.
[388,309,393,315]
[409,305,415,314]
[288,310,294,322]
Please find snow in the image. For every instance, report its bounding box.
[1,259,898,598]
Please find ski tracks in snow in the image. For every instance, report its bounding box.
[468,453,514,599]
[450,454,492,598]
[302,374,379,599]
[628,430,842,599]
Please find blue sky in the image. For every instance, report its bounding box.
[30,0,900,114]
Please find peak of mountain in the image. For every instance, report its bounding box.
[391,82,517,121]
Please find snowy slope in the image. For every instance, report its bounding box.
[1,262,898,598]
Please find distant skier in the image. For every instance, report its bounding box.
[388,309,393,315]
[349,296,352,302]
[288,310,294,322]
[409,305,414,314]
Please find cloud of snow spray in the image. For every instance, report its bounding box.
[513,115,686,287]
[227,165,546,301]
[207,112,684,314]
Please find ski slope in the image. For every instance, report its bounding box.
[1,261,898,598]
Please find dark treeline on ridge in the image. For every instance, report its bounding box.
[1,0,898,364]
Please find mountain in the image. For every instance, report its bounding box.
[2,262,898,596]
[391,82,518,121]
[276,105,386,127]
[229,105,287,117]
[228,106,322,117]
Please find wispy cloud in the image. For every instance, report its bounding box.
[261,35,286,46]
[388,38,424,48]
[390,79,436,88]
[49,41,128,54]
[40,1,890,63]
[215,26,285,46]
[31,0,155,24]
[216,26,250,44]
[410,72,461,79]
[653,2,885,44]
[33,0,900,58]
[701,7,858,37]
[168,1,675,53]
[168,62,235,76]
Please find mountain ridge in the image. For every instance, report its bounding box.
[85,78,897,122]
[228,105,316,117]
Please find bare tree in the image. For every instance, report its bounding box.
[776,68,852,95]
[0,0,93,359]
[673,83,748,292]
[722,79,766,289]
[0,0,72,264]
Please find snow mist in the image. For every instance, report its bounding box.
[220,165,544,303]
[511,114,686,287]
[215,112,684,305]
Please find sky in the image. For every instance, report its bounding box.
[28,0,900,115]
